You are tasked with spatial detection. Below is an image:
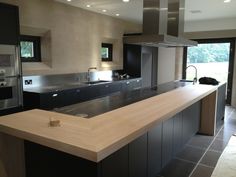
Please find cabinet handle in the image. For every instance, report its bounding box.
[76,89,81,93]
[105,85,109,88]
[126,81,130,84]
[52,94,58,97]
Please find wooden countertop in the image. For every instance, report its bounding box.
[0,84,217,162]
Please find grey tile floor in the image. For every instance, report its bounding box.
[158,106,236,177]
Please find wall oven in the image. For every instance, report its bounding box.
[0,44,22,111]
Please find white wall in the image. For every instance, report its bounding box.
[157,48,176,85]
[185,17,236,32]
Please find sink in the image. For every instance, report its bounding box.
[83,80,110,85]
[179,79,193,83]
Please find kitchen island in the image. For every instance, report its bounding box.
[0,83,224,177]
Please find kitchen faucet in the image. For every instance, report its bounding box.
[87,67,97,82]
[186,65,198,84]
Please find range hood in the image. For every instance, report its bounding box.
[123,0,197,47]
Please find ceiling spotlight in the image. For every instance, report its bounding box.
[102,9,107,12]
[123,0,130,2]
[67,0,71,2]
[116,14,120,16]
[86,4,91,8]
[224,0,231,2]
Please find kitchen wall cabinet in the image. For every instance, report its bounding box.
[0,3,19,45]
[123,44,141,77]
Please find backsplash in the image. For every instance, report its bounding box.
[23,70,113,89]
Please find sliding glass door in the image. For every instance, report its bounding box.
[183,39,235,105]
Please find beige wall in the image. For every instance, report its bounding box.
[0,0,141,76]
[157,48,176,85]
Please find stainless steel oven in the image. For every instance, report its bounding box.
[0,44,22,110]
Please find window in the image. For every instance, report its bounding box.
[183,38,235,104]
[20,35,41,62]
[101,43,113,62]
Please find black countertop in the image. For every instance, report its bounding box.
[23,77,141,94]
[54,81,192,118]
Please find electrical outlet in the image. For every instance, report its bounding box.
[25,79,33,85]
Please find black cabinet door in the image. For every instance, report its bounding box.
[162,117,174,168]
[148,123,162,177]
[64,87,88,105]
[182,102,200,144]
[101,146,129,177]
[122,79,142,92]
[216,83,226,126]
[129,134,148,177]
[124,44,141,77]
[40,91,65,110]
[0,3,19,45]
[173,113,183,156]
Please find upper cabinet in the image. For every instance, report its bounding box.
[0,3,20,45]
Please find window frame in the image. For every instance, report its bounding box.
[20,35,41,62]
[101,43,113,62]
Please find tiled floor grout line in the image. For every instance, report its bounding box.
[188,125,224,177]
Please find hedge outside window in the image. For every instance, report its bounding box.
[20,35,41,62]
[101,43,113,62]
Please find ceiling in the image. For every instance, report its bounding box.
[55,0,236,24]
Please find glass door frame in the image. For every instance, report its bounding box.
[183,38,235,105]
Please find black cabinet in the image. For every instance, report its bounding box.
[162,117,174,168]
[40,91,66,110]
[124,44,141,77]
[173,113,183,156]
[64,87,88,105]
[216,83,226,126]
[122,79,142,91]
[129,134,148,177]
[101,146,129,177]
[182,102,200,144]
[0,3,19,45]
[148,123,162,177]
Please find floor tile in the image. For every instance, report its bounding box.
[190,165,214,177]
[209,139,228,152]
[158,159,195,177]
[200,150,222,168]
[215,128,234,142]
[187,135,214,149]
[175,145,205,163]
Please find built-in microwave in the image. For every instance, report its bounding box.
[0,44,22,111]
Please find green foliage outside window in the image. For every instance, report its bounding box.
[20,41,34,58]
[187,43,230,63]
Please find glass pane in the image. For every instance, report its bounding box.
[186,43,230,83]
[101,47,109,58]
[20,41,34,58]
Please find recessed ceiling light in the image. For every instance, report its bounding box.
[102,9,107,12]
[224,0,231,2]
[86,4,91,8]
[122,0,130,2]
[116,14,120,16]
[67,0,71,2]
[190,10,202,14]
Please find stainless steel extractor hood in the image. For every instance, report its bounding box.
[123,0,197,47]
